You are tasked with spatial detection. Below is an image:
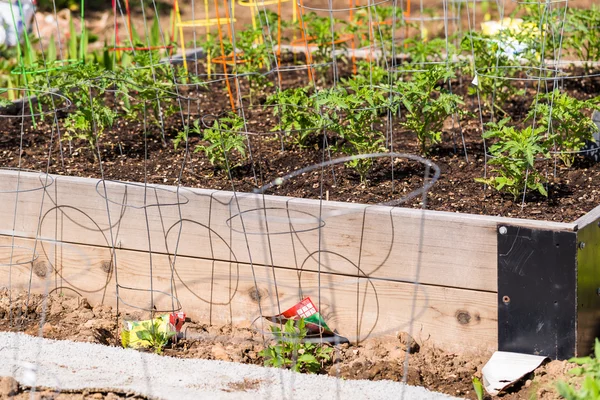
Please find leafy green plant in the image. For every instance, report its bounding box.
[404,38,453,66]
[351,5,405,55]
[266,86,323,148]
[174,118,201,150]
[38,63,117,152]
[556,338,600,399]
[233,25,272,104]
[194,112,247,169]
[394,66,464,154]
[316,78,389,182]
[260,318,333,373]
[527,90,600,167]
[135,320,176,355]
[461,31,527,116]
[304,12,349,77]
[565,5,600,72]
[476,118,550,198]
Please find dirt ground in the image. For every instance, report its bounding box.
[0,289,584,400]
[0,376,147,400]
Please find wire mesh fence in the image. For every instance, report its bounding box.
[0,0,599,398]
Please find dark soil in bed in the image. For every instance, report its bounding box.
[1,58,600,223]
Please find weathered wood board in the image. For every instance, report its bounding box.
[0,234,497,352]
[0,170,575,294]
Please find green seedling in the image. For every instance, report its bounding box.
[394,66,464,154]
[527,90,600,167]
[556,338,600,400]
[135,320,176,355]
[260,318,333,373]
[476,118,550,198]
[194,112,247,169]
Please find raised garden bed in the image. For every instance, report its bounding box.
[0,167,599,362]
[2,3,600,398]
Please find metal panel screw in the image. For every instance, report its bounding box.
[579,242,586,250]
[502,295,510,304]
[499,226,507,235]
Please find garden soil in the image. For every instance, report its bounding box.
[2,61,600,222]
[0,289,584,399]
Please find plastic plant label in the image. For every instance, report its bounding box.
[264,297,334,336]
[121,313,185,350]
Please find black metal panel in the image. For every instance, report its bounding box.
[576,218,600,356]
[498,225,577,359]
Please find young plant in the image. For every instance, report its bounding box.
[527,90,600,167]
[194,112,247,169]
[351,5,405,56]
[472,377,485,400]
[404,38,453,66]
[395,66,464,154]
[43,63,117,152]
[234,25,272,104]
[476,118,550,198]
[461,30,527,116]
[266,86,322,148]
[556,338,600,400]
[316,78,389,183]
[135,320,176,355]
[565,5,600,72]
[304,12,349,77]
[174,118,201,150]
[260,318,333,373]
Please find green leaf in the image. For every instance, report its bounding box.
[472,377,485,400]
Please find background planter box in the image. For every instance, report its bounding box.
[0,169,598,359]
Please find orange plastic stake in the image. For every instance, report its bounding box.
[297,0,314,82]
[125,0,133,44]
[222,0,241,106]
[404,0,410,49]
[350,0,356,74]
[214,0,236,111]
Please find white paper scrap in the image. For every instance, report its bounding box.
[482,351,548,395]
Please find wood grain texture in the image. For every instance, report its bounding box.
[0,170,577,293]
[0,234,497,353]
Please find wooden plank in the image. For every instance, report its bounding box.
[575,204,600,230]
[0,235,497,353]
[0,170,574,292]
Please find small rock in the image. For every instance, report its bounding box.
[62,311,80,324]
[0,376,19,396]
[49,302,63,316]
[237,330,253,341]
[387,348,405,361]
[79,310,95,321]
[63,297,79,311]
[328,364,342,376]
[211,344,230,361]
[84,320,95,329]
[41,323,54,337]
[94,319,115,330]
[525,379,532,388]
[397,331,420,354]
[105,393,120,400]
[79,298,92,310]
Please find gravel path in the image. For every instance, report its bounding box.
[0,332,460,400]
